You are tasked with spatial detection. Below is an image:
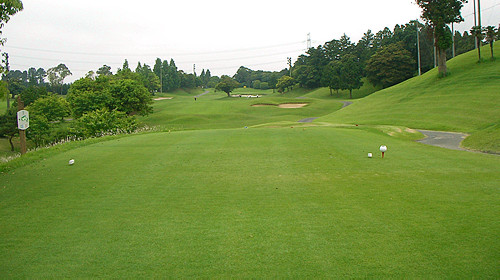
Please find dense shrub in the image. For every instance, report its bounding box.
[70,108,138,138]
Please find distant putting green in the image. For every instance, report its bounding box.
[0,127,498,278]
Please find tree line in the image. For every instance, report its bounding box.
[286,20,486,95]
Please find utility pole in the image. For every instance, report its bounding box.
[287,57,292,77]
[307,33,312,50]
[193,64,196,76]
[474,0,478,49]
[452,23,455,58]
[477,0,482,46]
[416,21,422,76]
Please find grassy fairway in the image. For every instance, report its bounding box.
[140,88,343,131]
[319,44,500,152]
[1,127,498,278]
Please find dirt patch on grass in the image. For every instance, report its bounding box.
[154,97,173,101]
[251,103,308,108]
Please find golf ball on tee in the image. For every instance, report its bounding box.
[69,159,75,165]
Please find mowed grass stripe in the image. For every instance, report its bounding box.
[1,127,498,277]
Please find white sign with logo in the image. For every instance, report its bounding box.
[17,110,29,130]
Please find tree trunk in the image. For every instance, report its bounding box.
[329,87,332,95]
[437,47,447,77]
[490,42,494,59]
[8,136,14,151]
[477,38,482,62]
[349,89,353,99]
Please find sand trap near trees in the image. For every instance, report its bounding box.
[154,97,174,101]
[252,103,308,108]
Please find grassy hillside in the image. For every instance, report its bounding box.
[319,44,500,153]
[1,127,498,278]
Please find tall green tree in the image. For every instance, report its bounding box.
[416,0,467,76]
[323,60,342,95]
[215,75,240,97]
[366,43,416,88]
[169,59,180,90]
[96,65,112,76]
[47,63,72,94]
[340,54,363,99]
[233,66,252,87]
[135,63,160,94]
[18,85,49,107]
[275,75,295,93]
[355,30,376,68]
[153,58,162,91]
[470,25,485,62]
[484,26,498,59]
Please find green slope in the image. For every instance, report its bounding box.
[318,44,500,153]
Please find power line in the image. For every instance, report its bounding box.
[462,2,499,18]
[9,60,287,72]
[7,48,304,66]
[5,41,305,57]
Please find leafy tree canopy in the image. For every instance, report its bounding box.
[27,94,71,122]
[366,43,416,88]
[215,75,240,96]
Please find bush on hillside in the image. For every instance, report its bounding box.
[70,108,138,138]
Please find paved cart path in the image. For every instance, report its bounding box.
[416,130,468,151]
[195,90,210,98]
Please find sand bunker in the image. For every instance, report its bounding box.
[154,97,173,101]
[251,103,307,108]
[278,103,307,108]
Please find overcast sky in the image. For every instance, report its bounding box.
[2,0,499,82]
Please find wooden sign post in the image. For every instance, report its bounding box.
[17,96,28,155]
